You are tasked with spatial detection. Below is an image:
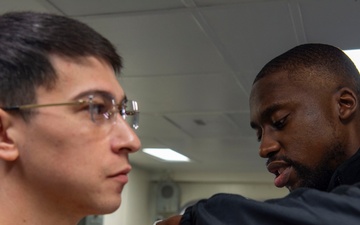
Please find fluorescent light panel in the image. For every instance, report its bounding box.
[142,148,190,162]
[344,49,360,71]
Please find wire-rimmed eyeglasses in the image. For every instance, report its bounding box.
[0,93,139,129]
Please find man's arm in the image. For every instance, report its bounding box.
[158,183,360,225]
[156,215,182,225]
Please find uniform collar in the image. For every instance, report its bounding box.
[327,148,360,191]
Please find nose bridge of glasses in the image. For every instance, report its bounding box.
[111,100,139,129]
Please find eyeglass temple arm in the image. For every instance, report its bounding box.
[1,101,86,111]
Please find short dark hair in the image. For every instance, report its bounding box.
[0,11,122,119]
[254,43,360,96]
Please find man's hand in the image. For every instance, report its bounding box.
[156,215,182,225]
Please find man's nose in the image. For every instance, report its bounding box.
[111,114,141,154]
[259,131,280,158]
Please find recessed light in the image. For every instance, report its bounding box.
[344,49,360,71]
[142,148,190,162]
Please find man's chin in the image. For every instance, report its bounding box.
[92,196,122,215]
[286,181,303,192]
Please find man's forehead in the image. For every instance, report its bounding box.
[251,72,291,101]
[50,54,113,71]
[249,72,303,118]
[40,55,124,100]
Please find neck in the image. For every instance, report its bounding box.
[345,120,360,158]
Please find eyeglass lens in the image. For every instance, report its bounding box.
[88,94,139,129]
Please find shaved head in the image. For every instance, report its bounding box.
[254,44,360,97]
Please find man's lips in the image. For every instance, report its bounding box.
[108,167,131,184]
[267,161,292,188]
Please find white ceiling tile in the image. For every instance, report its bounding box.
[227,112,255,137]
[194,0,265,6]
[165,113,240,138]
[134,114,189,139]
[131,136,263,173]
[79,11,231,76]
[180,137,263,172]
[299,0,360,49]
[199,1,299,74]
[0,0,50,13]
[235,70,258,94]
[48,0,185,16]
[118,73,248,113]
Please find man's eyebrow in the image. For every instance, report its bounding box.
[250,103,283,129]
[73,90,111,99]
[262,103,283,119]
[74,90,125,103]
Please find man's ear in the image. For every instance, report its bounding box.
[0,109,19,161]
[337,87,358,121]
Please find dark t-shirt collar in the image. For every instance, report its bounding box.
[327,148,360,191]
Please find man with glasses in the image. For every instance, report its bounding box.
[157,44,360,224]
[0,11,141,225]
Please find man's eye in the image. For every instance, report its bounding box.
[90,102,109,116]
[257,134,262,142]
[256,130,262,142]
[272,116,288,129]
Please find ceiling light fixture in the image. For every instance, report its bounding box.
[142,148,190,162]
[344,49,360,70]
